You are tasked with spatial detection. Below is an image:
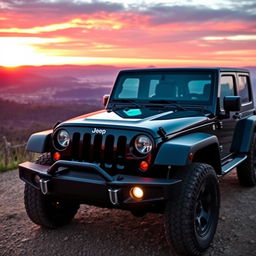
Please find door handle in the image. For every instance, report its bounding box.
[233,112,242,120]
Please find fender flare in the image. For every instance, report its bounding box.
[26,130,53,153]
[154,132,219,166]
[231,115,256,153]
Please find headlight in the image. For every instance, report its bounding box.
[56,130,70,148]
[134,135,153,155]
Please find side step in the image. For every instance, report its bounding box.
[221,155,247,175]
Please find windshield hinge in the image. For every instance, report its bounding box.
[158,127,167,140]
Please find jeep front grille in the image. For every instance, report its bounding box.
[70,132,127,168]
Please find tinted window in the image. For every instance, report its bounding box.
[188,81,211,100]
[149,79,160,97]
[118,78,139,98]
[238,75,251,104]
[113,72,213,104]
[220,76,235,109]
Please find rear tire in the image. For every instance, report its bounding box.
[24,153,79,228]
[237,135,256,187]
[164,163,220,256]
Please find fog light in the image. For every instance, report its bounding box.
[53,152,61,161]
[34,175,40,184]
[130,186,144,200]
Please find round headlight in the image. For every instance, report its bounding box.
[134,135,153,155]
[57,130,70,148]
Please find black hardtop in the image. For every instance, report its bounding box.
[118,67,250,74]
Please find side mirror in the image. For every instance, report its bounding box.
[223,96,241,112]
[102,94,110,106]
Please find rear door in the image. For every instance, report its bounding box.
[236,72,254,116]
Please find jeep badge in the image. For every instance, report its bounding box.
[91,128,107,135]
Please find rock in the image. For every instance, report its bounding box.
[21,238,29,243]
[248,215,255,220]
[249,239,255,244]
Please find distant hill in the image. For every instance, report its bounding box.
[0,65,122,103]
[0,65,255,104]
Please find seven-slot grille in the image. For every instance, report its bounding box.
[70,131,128,169]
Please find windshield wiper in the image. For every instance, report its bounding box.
[148,100,186,111]
[110,99,144,110]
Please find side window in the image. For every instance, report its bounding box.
[238,75,251,104]
[220,76,235,109]
[118,78,139,98]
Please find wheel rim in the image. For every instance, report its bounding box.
[194,180,216,237]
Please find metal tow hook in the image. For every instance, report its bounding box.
[108,189,120,205]
[39,179,50,195]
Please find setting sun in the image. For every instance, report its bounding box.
[0,38,39,67]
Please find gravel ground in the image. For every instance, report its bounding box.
[0,169,255,256]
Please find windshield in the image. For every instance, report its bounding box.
[111,71,214,105]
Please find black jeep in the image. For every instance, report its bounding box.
[19,68,256,255]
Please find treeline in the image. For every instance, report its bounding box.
[0,99,101,144]
[0,99,102,171]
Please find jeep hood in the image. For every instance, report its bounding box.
[61,108,211,138]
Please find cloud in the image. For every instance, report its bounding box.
[0,0,124,15]
[0,0,256,67]
[145,4,256,25]
[0,18,123,34]
[204,35,256,41]
[1,0,255,28]
[2,1,255,23]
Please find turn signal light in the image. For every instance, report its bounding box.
[130,186,144,200]
[188,152,194,161]
[53,152,61,161]
[139,161,149,172]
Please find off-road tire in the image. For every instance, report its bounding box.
[24,153,79,228]
[237,135,256,187]
[164,163,220,256]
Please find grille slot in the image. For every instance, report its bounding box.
[116,136,127,165]
[93,134,102,163]
[71,132,128,169]
[104,135,114,164]
[82,133,91,162]
[72,132,80,160]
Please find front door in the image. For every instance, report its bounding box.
[215,74,237,159]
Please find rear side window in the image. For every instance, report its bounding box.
[238,75,251,104]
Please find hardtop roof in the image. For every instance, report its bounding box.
[119,67,249,73]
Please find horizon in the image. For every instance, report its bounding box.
[0,0,255,67]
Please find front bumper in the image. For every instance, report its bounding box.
[19,160,181,210]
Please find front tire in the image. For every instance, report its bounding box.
[237,135,256,187]
[164,163,220,256]
[24,153,79,228]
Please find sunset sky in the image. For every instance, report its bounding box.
[0,0,255,67]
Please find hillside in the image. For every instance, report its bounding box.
[0,99,101,143]
[0,65,121,103]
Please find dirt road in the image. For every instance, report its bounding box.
[0,170,255,256]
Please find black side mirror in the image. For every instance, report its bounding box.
[223,96,241,112]
[102,95,110,106]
